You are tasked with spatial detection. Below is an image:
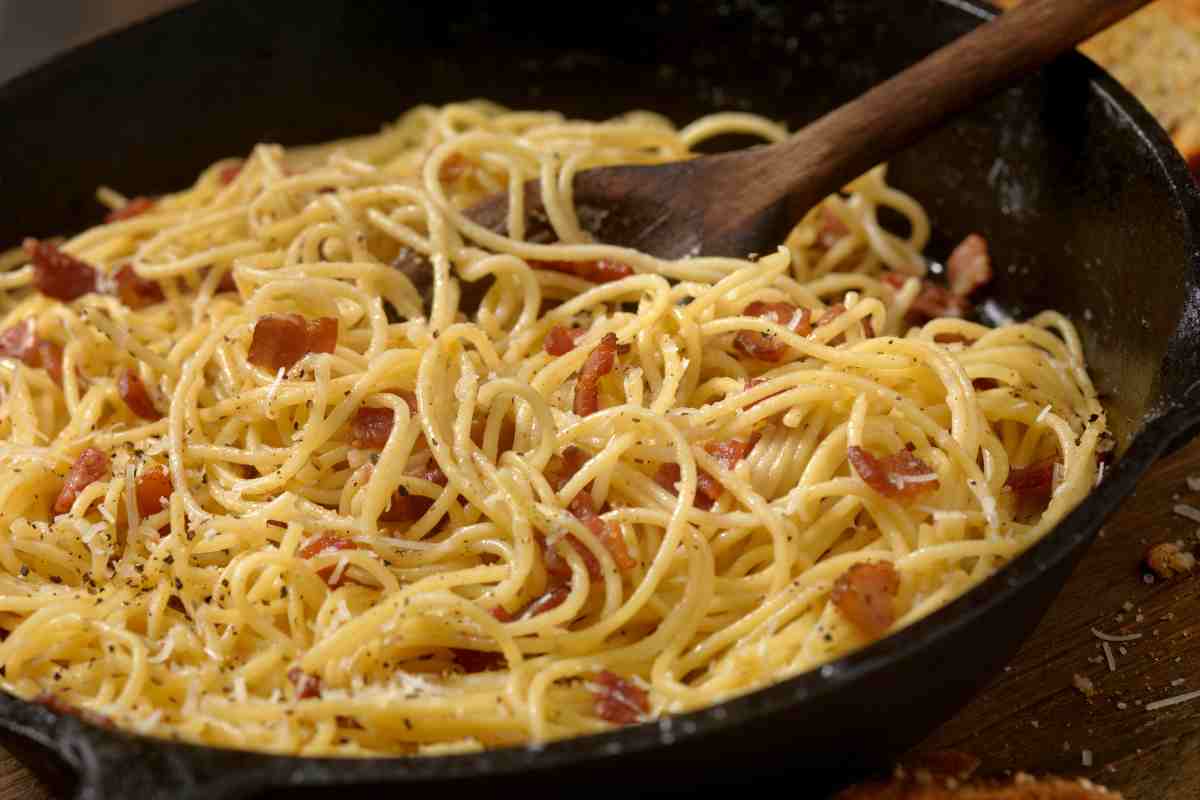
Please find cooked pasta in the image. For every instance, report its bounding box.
[0,102,1107,755]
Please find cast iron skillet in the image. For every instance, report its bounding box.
[1,1,1199,798]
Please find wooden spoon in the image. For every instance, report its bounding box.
[465,0,1151,262]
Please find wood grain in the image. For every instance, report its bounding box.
[4,439,1198,798]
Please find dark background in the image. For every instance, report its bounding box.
[0,0,186,84]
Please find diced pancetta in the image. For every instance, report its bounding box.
[25,239,99,302]
[573,332,618,416]
[117,368,161,420]
[847,445,939,500]
[247,313,338,371]
[831,561,901,638]
[54,447,110,514]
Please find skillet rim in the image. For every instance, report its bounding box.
[1,0,1198,793]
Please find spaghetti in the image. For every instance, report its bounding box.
[0,102,1107,755]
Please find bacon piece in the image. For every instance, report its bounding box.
[569,492,635,571]
[287,667,322,699]
[350,406,394,449]
[113,264,165,309]
[946,233,992,297]
[492,580,571,622]
[831,561,901,638]
[1005,457,1057,501]
[380,489,435,523]
[703,434,760,471]
[654,462,721,510]
[816,303,846,328]
[591,670,649,725]
[54,447,110,514]
[299,534,360,587]
[0,320,35,362]
[451,648,506,673]
[105,196,156,223]
[544,324,587,356]
[306,316,338,355]
[417,459,448,487]
[117,368,161,420]
[534,259,634,284]
[847,445,940,501]
[136,465,173,516]
[299,534,358,560]
[1144,542,1197,580]
[25,239,99,302]
[247,313,339,371]
[0,322,66,385]
[734,301,812,362]
[438,153,471,183]
[573,332,618,416]
[218,162,243,185]
[35,340,64,384]
[882,272,972,324]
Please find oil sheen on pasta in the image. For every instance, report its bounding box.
[0,102,1107,755]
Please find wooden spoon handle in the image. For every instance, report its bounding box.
[747,0,1153,212]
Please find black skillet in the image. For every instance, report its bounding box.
[1,1,1198,798]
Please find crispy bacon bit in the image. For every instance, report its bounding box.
[380,489,435,523]
[816,303,846,328]
[136,465,173,516]
[451,648,506,673]
[438,153,471,183]
[1144,542,1196,579]
[0,320,36,363]
[350,406,394,449]
[54,447,110,514]
[972,377,999,391]
[35,340,64,384]
[287,667,322,699]
[25,239,99,302]
[734,301,812,362]
[218,162,243,185]
[946,234,992,297]
[591,670,649,725]
[299,534,358,560]
[883,272,972,324]
[1005,458,1057,500]
[105,196,156,223]
[570,493,636,571]
[544,324,587,356]
[847,445,939,500]
[113,264,166,309]
[533,259,634,284]
[417,459,448,487]
[247,313,339,371]
[703,434,760,471]
[573,332,618,416]
[493,579,571,622]
[655,462,721,510]
[299,534,360,586]
[831,561,901,638]
[0,319,63,388]
[117,368,161,420]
